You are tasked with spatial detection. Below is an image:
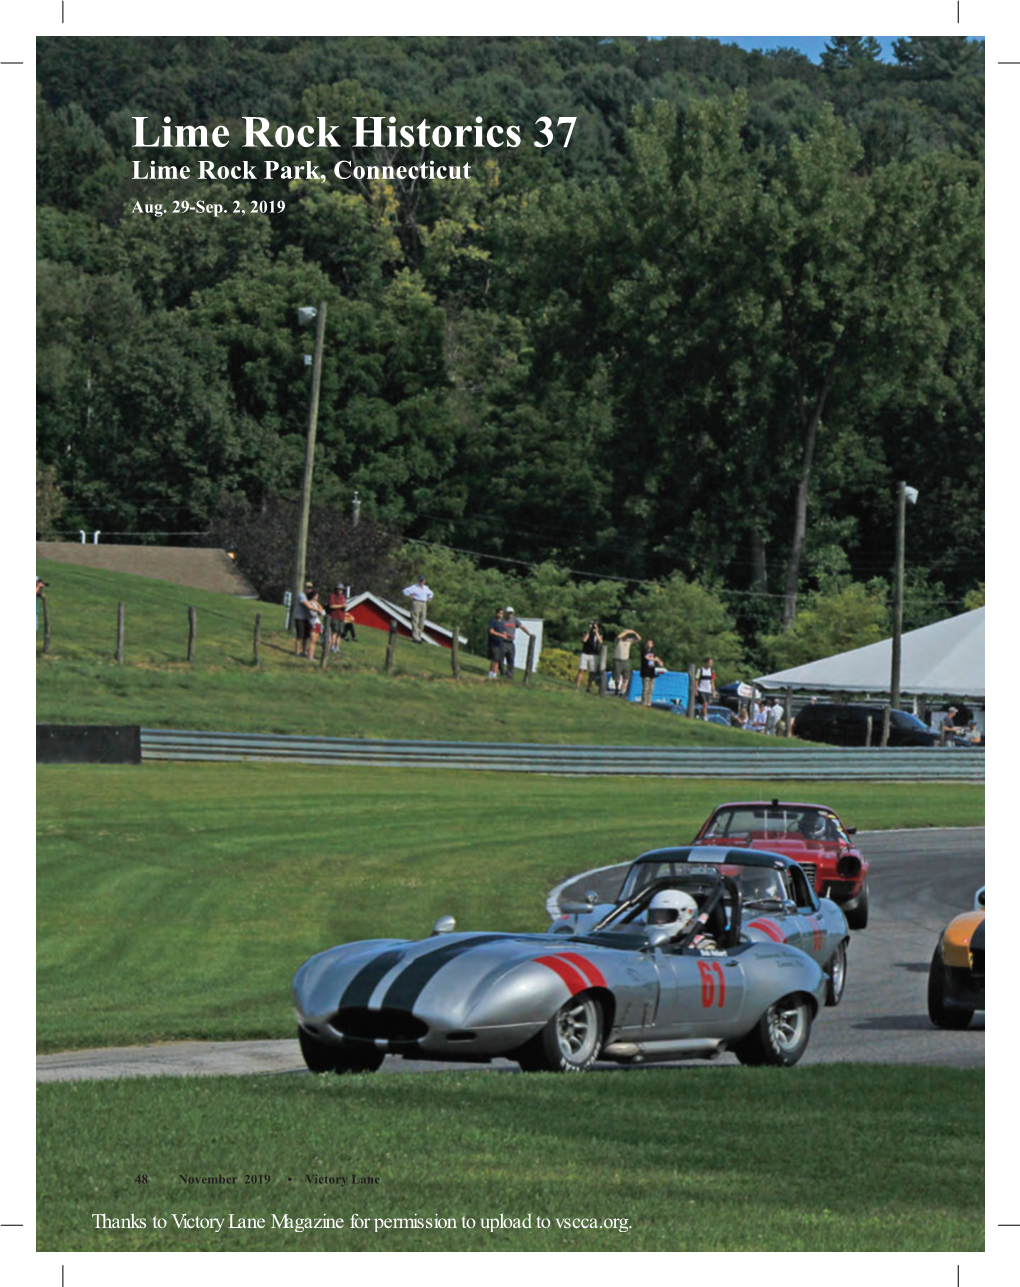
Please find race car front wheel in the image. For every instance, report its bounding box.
[517,993,603,1072]
[844,880,870,930]
[927,948,974,1029]
[825,940,848,1007]
[733,994,812,1067]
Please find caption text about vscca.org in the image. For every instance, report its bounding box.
[92,1211,632,1235]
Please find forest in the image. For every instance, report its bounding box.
[35,36,984,669]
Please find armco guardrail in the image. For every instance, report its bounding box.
[139,729,984,781]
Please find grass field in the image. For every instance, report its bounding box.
[37,763,983,1053]
[37,1066,984,1252]
[36,557,808,744]
[35,560,985,1256]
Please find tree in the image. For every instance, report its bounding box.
[210,499,407,607]
[820,38,883,73]
[630,574,744,676]
[760,582,888,670]
[36,460,67,537]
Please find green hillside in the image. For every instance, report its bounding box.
[36,558,768,744]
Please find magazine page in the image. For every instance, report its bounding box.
[15,3,1000,1285]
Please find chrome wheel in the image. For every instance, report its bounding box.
[766,999,809,1054]
[518,993,603,1072]
[733,993,812,1067]
[825,941,848,1007]
[554,996,601,1065]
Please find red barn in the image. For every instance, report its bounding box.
[345,592,467,651]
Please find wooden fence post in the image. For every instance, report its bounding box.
[451,625,460,680]
[599,643,609,696]
[385,619,398,673]
[523,635,536,686]
[41,596,51,655]
[115,603,125,664]
[187,606,197,662]
[253,613,262,666]
[319,619,330,669]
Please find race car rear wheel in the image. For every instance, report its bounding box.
[844,880,870,930]
[517,993,603,1072]
[733,994,812,1067]
[927,947,974,1029]
[298,1027,384,1074]
[825,940,848,1007]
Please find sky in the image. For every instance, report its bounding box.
[711,36,898,62]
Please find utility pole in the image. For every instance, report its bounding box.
[291,302,327,625]
[882,480,918,746]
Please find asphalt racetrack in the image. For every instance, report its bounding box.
[37,828,984,1083]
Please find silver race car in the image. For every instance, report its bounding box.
[293,848,831,1075]
[553,845,850,1007]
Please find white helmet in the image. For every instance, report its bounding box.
[647,889,698,938]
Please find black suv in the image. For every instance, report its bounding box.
[792,703,941,748]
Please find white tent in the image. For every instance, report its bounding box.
[754,607,984,699]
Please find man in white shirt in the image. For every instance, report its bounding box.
[402,575,434,643]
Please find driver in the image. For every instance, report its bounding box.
[798,811,827,840]
[647,889,699,941]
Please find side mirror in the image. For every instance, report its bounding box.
[846,827,857,836]
[431,915,456,936]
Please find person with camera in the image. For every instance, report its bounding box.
[575,619,603,691]
[37,575,48,635]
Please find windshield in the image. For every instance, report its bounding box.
[701,805,848,845]
[612,862,792,927]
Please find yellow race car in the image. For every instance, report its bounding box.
[927,888,985,1029]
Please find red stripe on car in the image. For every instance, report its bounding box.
[534,955,588,994]
[747,919,785,942]
[557,952,607,989]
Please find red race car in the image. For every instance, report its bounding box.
[693,799,870,929]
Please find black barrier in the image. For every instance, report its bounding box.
[36,725,142,765]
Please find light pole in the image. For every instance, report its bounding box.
[883,481,918,746]
[291,301,327,627]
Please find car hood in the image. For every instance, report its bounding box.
[293,931,608,1027]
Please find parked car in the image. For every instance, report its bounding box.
[293,851,829,1074]
[792,702,941,748]
[695,704,741,727]
[717,681,761,713]
[927,891,985,1029]
[691,800,870,929]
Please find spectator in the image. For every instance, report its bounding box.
[750,698,768,733]
[306,588,326,662]
[500,608,533,680]
[326,584,348,654]
[576,620,603,691]
[639,640,664,708]
[293,580,316,657]
[36,575,47,634]
[695,656,716,719]
[941,706,962,743]
[402,575,434,643]
[487,608,510,680]
[765,696,785,735]
[612,627,641,697]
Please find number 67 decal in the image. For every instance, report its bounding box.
[698,959,727,1007]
